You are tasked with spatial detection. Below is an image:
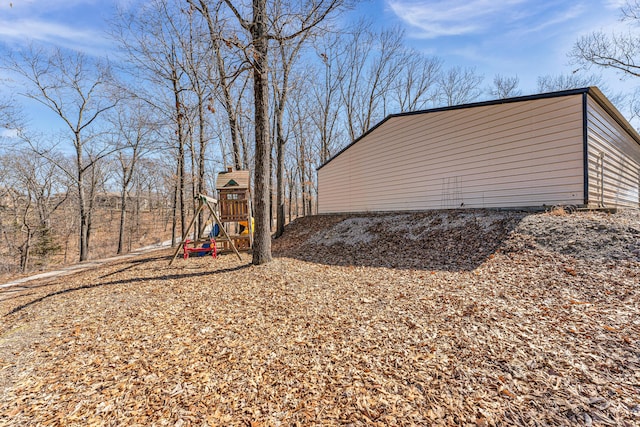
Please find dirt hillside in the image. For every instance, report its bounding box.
[274,208,640,268]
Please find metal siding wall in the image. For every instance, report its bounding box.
[586,97,640,208]
[318,96,585,213]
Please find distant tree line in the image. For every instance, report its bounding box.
[0,0,638,272]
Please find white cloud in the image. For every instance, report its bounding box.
[0,128,18,138]
[387,0,527,38]
[509,4,586,37]
[0,19,99,43]
[604,0,627,9]
[385,0,597,40]
[0,0,99,12]
[0,0,113,55]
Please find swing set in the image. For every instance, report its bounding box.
[169,168,254,265]
[168,193,242,265]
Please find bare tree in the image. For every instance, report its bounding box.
[0,97,19,133]
[536,73,627,110]
[338,23,405,140]
[224,0,271,264]
[218,0,347,265]
[112,0,192,245]
[571,1,640,78]
[488,74,522,99]
[4,46,118,261]
[312,33,344,164]
[110,99,159,254]
[536,73,605,92]
[0,150,67,272]
[437,66,484,106]
[187,0,250,170]
[175,8,218,235]
[287,85,317,217]
[392,51,442,112]
[269,1,323,238]
[629,87,640,122]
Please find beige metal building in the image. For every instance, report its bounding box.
[317,87,640,213]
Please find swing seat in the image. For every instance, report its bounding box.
[183,238,217,259]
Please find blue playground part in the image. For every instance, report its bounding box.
[196,242,211,257]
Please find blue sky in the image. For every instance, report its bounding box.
[0,0,115,55]
[0,0,633,135]
[356,0,629,92]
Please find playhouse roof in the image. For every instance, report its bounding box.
[216,169,250,191]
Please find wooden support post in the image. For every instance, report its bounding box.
[168,194,242,266]
[169,201,205,265]
[202,196,242,261]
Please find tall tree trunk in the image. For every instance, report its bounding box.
[171,170,179,247]
[299,141,307,216]
[188,130,198,235]
[173,83,187,240]
[167,56,188,241]
[77,142,89,262]
[20,228,32,273]
[240,131,249,170]
[270,138,274,231]
[178,143,186,238]
[79,204,89,260]
[197,101,207,236]
[135,179,142,231]
[251,0,272,265]
[287,170,294,224]
[176,145,185,238]
[117,187,127,255]
[226,105,242,170]
[294,178,299,219]
[275,125,285,238]
[86,167,97,258]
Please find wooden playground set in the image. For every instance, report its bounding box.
[169,168,253,265]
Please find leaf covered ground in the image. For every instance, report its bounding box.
[1,209,639,426]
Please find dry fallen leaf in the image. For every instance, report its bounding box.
[499,388,516,398]
[564,267,577,276]
[1,209,639,426]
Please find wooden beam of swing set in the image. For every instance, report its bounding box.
[168,194,243,265]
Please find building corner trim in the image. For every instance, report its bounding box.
[583,92,590,207]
